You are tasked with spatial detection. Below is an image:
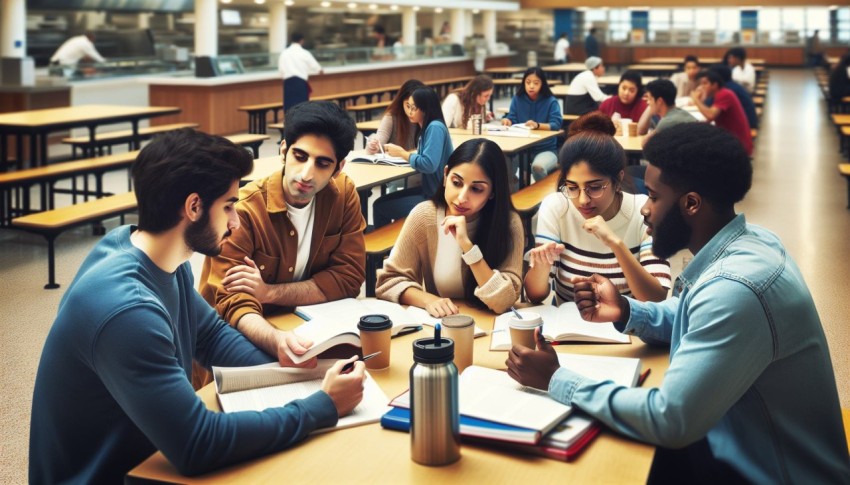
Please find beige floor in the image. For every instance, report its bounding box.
[2,69,848,484]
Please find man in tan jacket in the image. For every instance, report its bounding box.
[200,101,366,369]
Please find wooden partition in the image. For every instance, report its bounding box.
[149,57,508,136]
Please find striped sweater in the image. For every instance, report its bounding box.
[534,191,671,304]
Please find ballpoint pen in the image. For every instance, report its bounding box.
[342,351,382,373]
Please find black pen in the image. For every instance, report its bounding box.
[342,351,382,373]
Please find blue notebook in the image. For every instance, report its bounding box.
[381,406,540,444]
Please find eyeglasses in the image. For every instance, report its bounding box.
[403,102,418,112]
[560,183,609,199]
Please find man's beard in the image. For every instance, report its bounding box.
[651,204,691,260]
[185,209,230,257]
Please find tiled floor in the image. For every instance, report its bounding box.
[2,69,848,484]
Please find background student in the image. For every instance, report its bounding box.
[829,52,850,104]
[373,87,453,228]
[376,138,524,317]
[724,47,756,93]
[638,79,698,147]
[29,129,366,483]
[669,55,700,98]
[563,57,610,116]
[598,70,647,122]
[707,64,759,130]
[554,32,570,64]
[502,67,563,182]
[507,123,850,483]
[442,74,495,129]
[691,69,753,156]
[524,120,671,305]
[366,79,425,154]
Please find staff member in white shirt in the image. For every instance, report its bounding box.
[554,33,570,64]
[564,56,610,115]
[50,31,105,66]
[278,33,323,112]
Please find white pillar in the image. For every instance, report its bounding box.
[483,10,497,52]
[269,2,287,55]
[465,10,474,38]
[194,0,217,57]
[450,9,466,45]
[138,13,151,30]
[402,7,417,46]
[1,0,26,58]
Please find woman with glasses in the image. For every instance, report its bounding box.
[376,139,523,317]
[365,79,425,155]
[523,116,671,304]
[502,67,563,182]
[441,74,495,129]
[373,87,453,228]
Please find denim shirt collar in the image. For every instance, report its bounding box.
[673,213,747,296]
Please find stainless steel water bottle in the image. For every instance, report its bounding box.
[410,324,460,466]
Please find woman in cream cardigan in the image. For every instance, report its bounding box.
[376,138,524,317]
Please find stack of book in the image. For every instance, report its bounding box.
[380,353,643,461]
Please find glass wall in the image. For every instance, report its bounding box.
[582,6,850,45]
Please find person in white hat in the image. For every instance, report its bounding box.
[564,56,610,115]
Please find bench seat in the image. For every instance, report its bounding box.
[12,192,138,288]
[364,217,406,297]
[61,122,199,158]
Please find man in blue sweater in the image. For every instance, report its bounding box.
[29,129,366,483]
[506,123,850,483]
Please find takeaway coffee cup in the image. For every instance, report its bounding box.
[357,314,392,370]
[620,118,633,137]
[508,312,543,349]
[441,314,475,374]
[628,121,638,137]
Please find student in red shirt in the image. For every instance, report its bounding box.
[599,70,647,123]
[690,69,752,156]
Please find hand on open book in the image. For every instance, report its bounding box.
[571,274,626,323]
[277,330,318,368]
[505,327,560,391]
[322,357,366,417]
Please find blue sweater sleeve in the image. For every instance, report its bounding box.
[546,97,563,130]
[93,305,338,476]
[505,96,520,124]
[408,122,447,175]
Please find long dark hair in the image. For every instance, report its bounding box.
[411,87,445,134]
[432,138,517,307]
[458,75,494,128]
[386,79,425,149]
[515,67,554,99]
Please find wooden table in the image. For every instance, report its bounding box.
[0,105,180,169]
[492,78,562,103]
[127,303,669,484]
[244,154,416,219]
[485,66,527,79]
[638,57,765,67]
[449,127,563,188]
[542,63,588,84]
[625,64,679,77]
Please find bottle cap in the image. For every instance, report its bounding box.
[412,334,454,364]
[357,314,393,332]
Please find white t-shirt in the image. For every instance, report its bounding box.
[441,93,464,129]
[533,192,671,304]
[565,70,609,102]
[433,207,479,298]
[554,38,570,62]
[278,42,322,81]
[732,63,756,93]
[286,198,316,282]
[50,35,105,65]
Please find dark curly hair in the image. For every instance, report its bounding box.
[643,123,752,210]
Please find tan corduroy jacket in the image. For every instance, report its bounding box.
[375,201,523,314]
[200,169,366,326]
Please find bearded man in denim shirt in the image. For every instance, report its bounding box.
[506,123,850,484]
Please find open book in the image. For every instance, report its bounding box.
[484,124,539,138]
[490,302,630,351]
[290,298,486,364]
[347,146,409,167]
[212,361,390,432]
[392,353,639,439]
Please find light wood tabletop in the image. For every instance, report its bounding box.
[244,154,416,193]
[615,135,646,153]
[127,302,669,484]
[0,105,180,128]
[542,63,588,73]
[637,57,765,66]
[626,64,679,73]
[448,127,562,156]
[597,75,657,86]
[485,67,528,75]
